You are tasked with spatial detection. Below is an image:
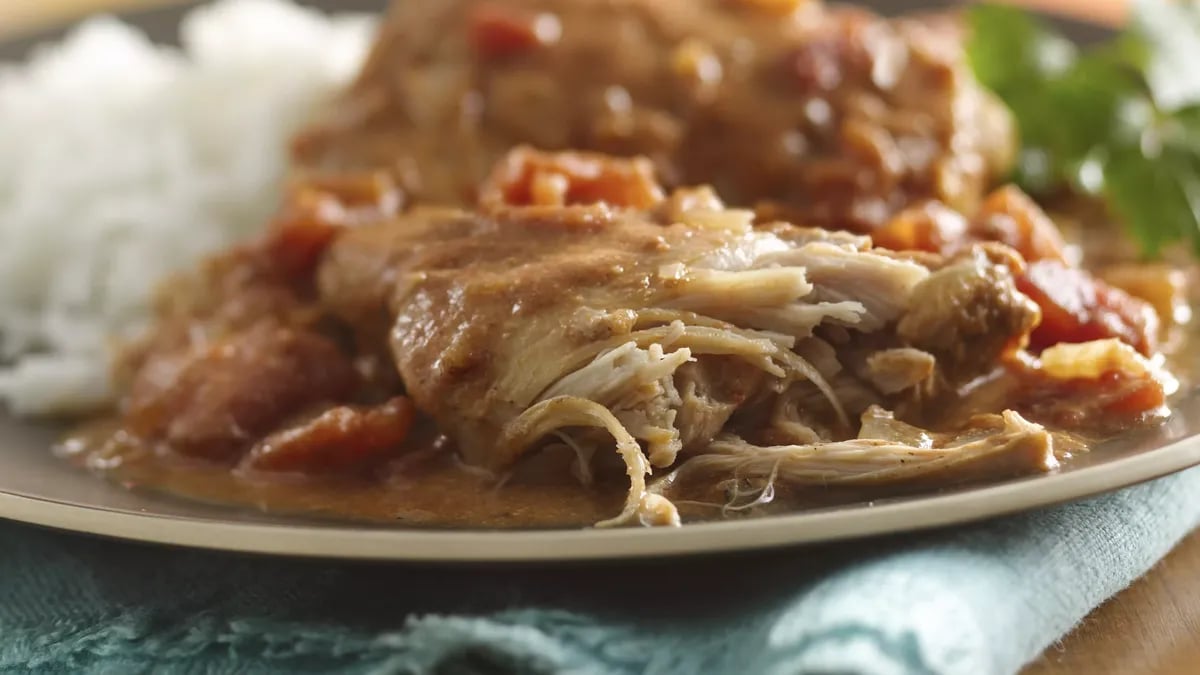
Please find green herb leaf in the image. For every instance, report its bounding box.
[967,0,1200,258]
[966,4,1077,92]
[1104,147,1196,256]
[1130,0,1200,111]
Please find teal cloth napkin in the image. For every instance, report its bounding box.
[3,467,1200,675]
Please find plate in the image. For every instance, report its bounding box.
[1,1,1188,562]
[5,397,1200,561]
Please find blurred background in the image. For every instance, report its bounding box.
[0,0,1126,39]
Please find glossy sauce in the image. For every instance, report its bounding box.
[60,422,625,528]
[54,414,1098,528]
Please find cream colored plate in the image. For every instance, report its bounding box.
[0,3,1168,560]
[3,388,1200,560]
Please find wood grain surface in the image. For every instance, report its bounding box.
[4,1,1196,674]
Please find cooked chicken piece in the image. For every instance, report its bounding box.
[319,201,897,456]
[864,348,937,395]
[654,407,1057,507]
[317,150,1048,525]
[293,0,1014,231]
[673,358,765,451]
[898,248,1041,380]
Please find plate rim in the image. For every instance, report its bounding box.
[4,429,1200,561]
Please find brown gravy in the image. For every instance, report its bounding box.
[56,416,1098,529]
[60,422,625,529]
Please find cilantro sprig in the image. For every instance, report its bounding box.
[967,0,1200,256]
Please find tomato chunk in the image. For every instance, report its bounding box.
[1017,369,1167,431]
[871,201,969,253]
[242,397,416,474]
[970,186,1068,263]
[1102,373,1168,417]
[125,323,358,462]
[468,4,562,59]
[1016,260,1159,356]
[479,147,665,210]
[266,172,401,277]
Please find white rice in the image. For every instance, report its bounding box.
[0,0,376,415]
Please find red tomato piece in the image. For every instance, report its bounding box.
[468,4,562,59]
[1016,260,1159,356]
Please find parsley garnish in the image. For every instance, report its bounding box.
[967,0,1200,256]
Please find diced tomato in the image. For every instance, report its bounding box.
[265,172,400,277]
[1016,260,1159,356]
[971,186,1068,263]
[871,201,969,253]
[125,323,359,462]
[1101,372,1167,416]
[290,173,401,211]
[265,217,341,279]
[242,397,416,474]
[468,4,562,59]
[726,0,810,15]
[1015,368,1167,431]
[479,147,665,210]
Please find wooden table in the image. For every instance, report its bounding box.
[4,1,1196,673]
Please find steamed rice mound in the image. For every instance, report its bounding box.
[0,0,375,414]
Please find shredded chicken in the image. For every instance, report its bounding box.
[496,395,679,527]
[317,150,1072,526]
[653,408,1058,507]
[864,348,937,394]
[540,341,693,467]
